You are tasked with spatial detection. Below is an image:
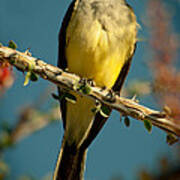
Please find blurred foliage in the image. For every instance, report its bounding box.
[147,0,180,122]
[0,61,14,95]
[125,80,151,97]
[0,160,9,180]
[138,152,180,180]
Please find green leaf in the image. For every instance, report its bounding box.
[24,71,38,86]
[8,40,17,49]
[30,72,38,81]
[0,131,13,149]
[24,71,31,86]
[124,116,130,127]
[27,61,34,71]
[100,105,111,118]
[52,93,66,101]
[166,133,178,145]
[79,84,91,94]
[52,93,60,100]
[144,119,152,133]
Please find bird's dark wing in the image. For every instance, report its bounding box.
[58,0,76,129]
[112,43,137,93]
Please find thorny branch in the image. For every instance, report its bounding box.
[0,45,180,140]
[11,105,60,143]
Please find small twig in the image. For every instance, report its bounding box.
[11,105,60,143]
[0,46,180,137]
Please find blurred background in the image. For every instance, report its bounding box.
[0,0,180,179]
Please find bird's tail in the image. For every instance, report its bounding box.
[53,138,87,180]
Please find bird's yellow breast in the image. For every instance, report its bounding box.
[66,19,127,88]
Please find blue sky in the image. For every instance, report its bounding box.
[0,0,179,179]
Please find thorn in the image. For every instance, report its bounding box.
[24,48,32,56]
[87,78,96,86]
[166,133,178,145]
[163,105,172,117]
[79,77,87,85]
[131,94,139,103]
[104,89,116,103]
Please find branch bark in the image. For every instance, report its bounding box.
[0,45,180,138]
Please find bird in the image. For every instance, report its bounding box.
[54,0,138,179]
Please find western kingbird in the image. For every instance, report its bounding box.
[54,0,137,179]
